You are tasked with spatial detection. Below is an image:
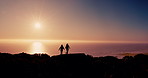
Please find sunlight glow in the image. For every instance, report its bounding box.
[30,41,46,54]
[35,22,41,29]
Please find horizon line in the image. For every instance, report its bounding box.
[0,39,148,43]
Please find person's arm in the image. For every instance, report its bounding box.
[58,47,61,50]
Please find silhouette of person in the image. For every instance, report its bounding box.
[59,45,65,55]
[65,43,70,54]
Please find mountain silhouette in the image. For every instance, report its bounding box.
[0,52,147,78]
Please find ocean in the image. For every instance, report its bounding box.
[0,40,148,58]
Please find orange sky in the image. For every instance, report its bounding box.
[0,0,148,43]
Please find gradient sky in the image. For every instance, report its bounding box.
[0,0,148,42]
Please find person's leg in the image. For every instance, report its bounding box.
[61,50,63,55]
[67,49,69,54]
[66,49,69,54]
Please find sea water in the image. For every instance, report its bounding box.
[0,40,148,58]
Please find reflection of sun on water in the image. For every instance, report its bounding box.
[30,41,46,54]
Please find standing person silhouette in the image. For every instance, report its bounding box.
[59,45,65,55]
[65,43,70,54]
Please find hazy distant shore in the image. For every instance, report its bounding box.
[118,52,148,56]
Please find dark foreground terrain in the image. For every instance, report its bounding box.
[0,52,148,78]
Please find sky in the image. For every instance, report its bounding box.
[0,0,148,42]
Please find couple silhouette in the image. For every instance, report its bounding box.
[59,43,70,55]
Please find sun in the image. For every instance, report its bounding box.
[35,22,41,28]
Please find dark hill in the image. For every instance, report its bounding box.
[0,52,147,78]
